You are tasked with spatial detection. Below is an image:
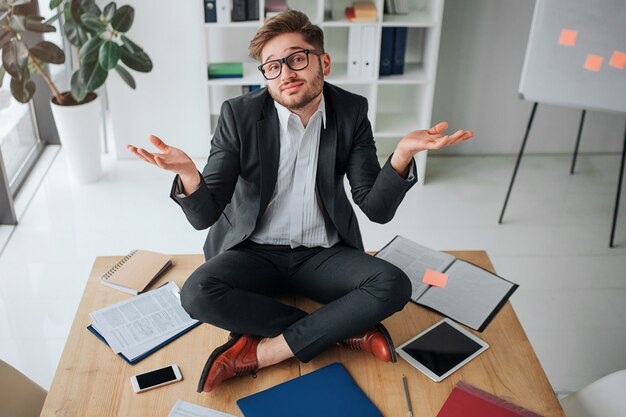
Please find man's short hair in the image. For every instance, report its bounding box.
[248,10,324,62]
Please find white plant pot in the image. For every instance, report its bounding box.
[50,94,103,184]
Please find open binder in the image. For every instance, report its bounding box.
[376,236,518,331]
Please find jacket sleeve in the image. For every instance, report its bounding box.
[345,97,417,224]
[169,101,241,230]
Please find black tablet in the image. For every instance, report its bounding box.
[396,318,489,382]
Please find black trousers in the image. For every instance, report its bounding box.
[180,241,412,362]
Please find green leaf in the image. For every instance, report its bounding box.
[79,35,103,62]
[113,64,135,89]
[10,74,36,103]
[78,59,107,92]
[29,40,65,64]
[120,34,142,53]
[9,15,26,33]
[24,16,57,33]
[110,5,133,32]
[0,65,5,88]
[64,19,89,46]
[49,0,63,9]
[103,2,116,21]
[98,40,119,70]
[119,48,152,73]
[63,1,72,21]
[70,69,87,102]
[2,38,29,79]
[80,13,105,32]
[70,0,100,30]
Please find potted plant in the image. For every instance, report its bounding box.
[0,0,152,183]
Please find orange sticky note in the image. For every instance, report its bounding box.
[422,269,448,288]
[559,29,577,46]
[584,54,603,72]
[608,50,626,69]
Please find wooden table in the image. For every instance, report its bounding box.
[40,251,565,417]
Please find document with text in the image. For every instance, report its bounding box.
[167,400,236,417]
[89,282,198,358]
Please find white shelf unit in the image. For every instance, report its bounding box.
[204,0,444,182]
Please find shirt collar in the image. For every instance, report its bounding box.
[274,93,326,134]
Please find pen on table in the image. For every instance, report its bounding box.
[402,374,413,417]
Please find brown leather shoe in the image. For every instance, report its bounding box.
[339,323,397,363]
[197,334,261,392]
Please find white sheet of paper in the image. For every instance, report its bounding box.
[90,282,197,354]
[167,400,236,417]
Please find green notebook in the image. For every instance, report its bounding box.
[208,62,244,78]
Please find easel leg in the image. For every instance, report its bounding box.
[609,120,626,247]
[499,102,538,224]
[570,109,586,174]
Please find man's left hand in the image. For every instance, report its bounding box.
[390,121,474,178]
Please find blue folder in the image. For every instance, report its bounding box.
[237,362,383,417]
[87,322,200,365]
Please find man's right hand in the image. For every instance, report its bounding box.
[127,135,200,195]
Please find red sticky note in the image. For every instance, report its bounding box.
[584,54,603,72]
[559,29,577,46]
[422,269,448,288]
[608,50,626,69]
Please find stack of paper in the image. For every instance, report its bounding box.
[88,282,199,364]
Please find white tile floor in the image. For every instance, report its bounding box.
[1,148,625,395]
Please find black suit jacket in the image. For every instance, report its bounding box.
[171,82,417,260]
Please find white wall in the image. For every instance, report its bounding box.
[432,0,625,155]
[106,0,210,159]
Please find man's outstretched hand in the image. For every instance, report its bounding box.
[127,135,200,195]
[391,122,474,177]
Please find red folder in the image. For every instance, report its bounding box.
[437,382,545,417]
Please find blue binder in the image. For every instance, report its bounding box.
[204,0,217,22]
[379,27,395,76]
[237,363,383,417]
[392,27,408,75]
[87,322,200,365]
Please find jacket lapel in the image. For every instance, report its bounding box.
[257,94,280,216]
[317,85,336,216]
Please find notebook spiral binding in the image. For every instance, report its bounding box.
[101,250,138,280]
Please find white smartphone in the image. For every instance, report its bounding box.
[130,364,183,393]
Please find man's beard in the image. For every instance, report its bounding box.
[269,63,324,111]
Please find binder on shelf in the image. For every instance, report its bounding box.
[237,363,382,417]
[360,25,377,79]
[246,0,259,20]
[216,0,231,23]
[347,26,362,79]
[208,62,244,79]
[392,26,408,74]
[204,0,217,23]
[379,27,395,76]
[231,0,246,21]
[100,249,172,295]
[437,381,545,417]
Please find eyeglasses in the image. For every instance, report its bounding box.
[258,49,324,80]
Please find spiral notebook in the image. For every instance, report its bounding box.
[100,250,172,295]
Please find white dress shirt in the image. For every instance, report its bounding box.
[249,95,340,248]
